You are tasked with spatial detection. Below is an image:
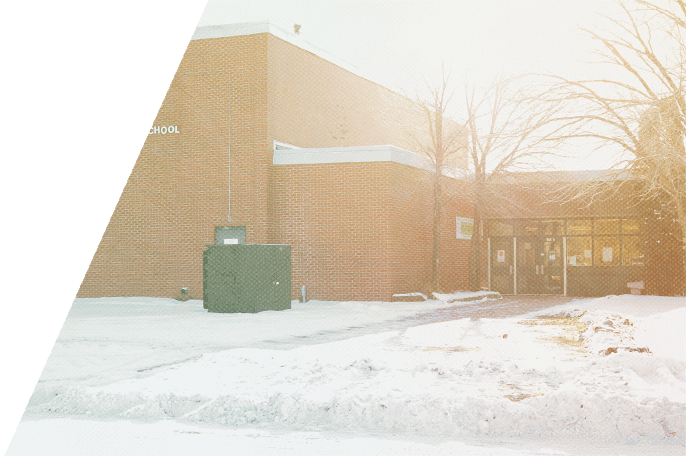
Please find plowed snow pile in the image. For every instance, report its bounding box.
[19,295,686,449]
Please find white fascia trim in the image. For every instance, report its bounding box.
[273,145,428,168]
[192,22,382,91]
[273,145,471,180]
[273,140,301,151]
[192,22,272,40]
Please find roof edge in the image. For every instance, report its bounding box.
[192,22,362,80]
[273,144,470,180]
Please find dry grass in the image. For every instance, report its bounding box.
[518,315,588,353]
[504,392,544,402]
[545,335,586,349]
[501,382,545,402]
[518,317,587,332]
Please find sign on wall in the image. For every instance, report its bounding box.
[456,217,474,240]
[497,250,506,262]
[149,125,180,135]
[602,247,613,262]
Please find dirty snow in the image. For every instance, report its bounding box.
[432,290,502,302]
[7,294,686,455]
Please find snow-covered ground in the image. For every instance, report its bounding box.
[7,293,686,455]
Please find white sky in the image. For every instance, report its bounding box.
[199,0,618,90]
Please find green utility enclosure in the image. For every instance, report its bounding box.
[203,244,291,313]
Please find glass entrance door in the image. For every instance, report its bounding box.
[516,236,563,294]
[491,238,514,294]
[516,237,538,294]
[541,236,563,294]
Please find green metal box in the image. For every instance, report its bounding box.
[203,244,291,313]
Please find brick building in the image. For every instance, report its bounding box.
[78,22,663,301]
[77,22,473,302]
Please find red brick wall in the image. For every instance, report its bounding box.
[272,162,392,301]
[273,161,473,301]
[267,35,432,152]
[78,34,271,298]
[387,166,473,295]
[438,177,474,293]
[265,34,468,170]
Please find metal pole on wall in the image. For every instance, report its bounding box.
[487,237,491,291]
[227,72,232,222]
[513,237,517,295]
[563,236,567,296]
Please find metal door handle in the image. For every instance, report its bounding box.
[536,265,540,274]
[541,266,544,275]
[509,265,513,275]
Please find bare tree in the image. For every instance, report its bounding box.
[404,70,467,292]
[404,73,566,292]
[546,0,686,291]
[464,77,568,290]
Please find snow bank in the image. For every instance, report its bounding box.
[24,295,686,447]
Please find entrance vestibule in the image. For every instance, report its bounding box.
[487,218,644,296]
[516,236,563,295]
[489,235,563,295]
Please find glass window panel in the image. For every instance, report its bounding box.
[566,236,592,266]
[622,218,641,235]
[595,218,621,234]
[541,220,564,236]
[566,219,592,236]
[543,238,562,267]
[490,220,513,236]
[594,236,621,266]
[622,236,644,266]
[515,219,538,236]
[517,240,536,266]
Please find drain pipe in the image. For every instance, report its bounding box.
[301,285,307,303]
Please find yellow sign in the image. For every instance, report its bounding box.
[462,221,474,236]
[456,217,474,239]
